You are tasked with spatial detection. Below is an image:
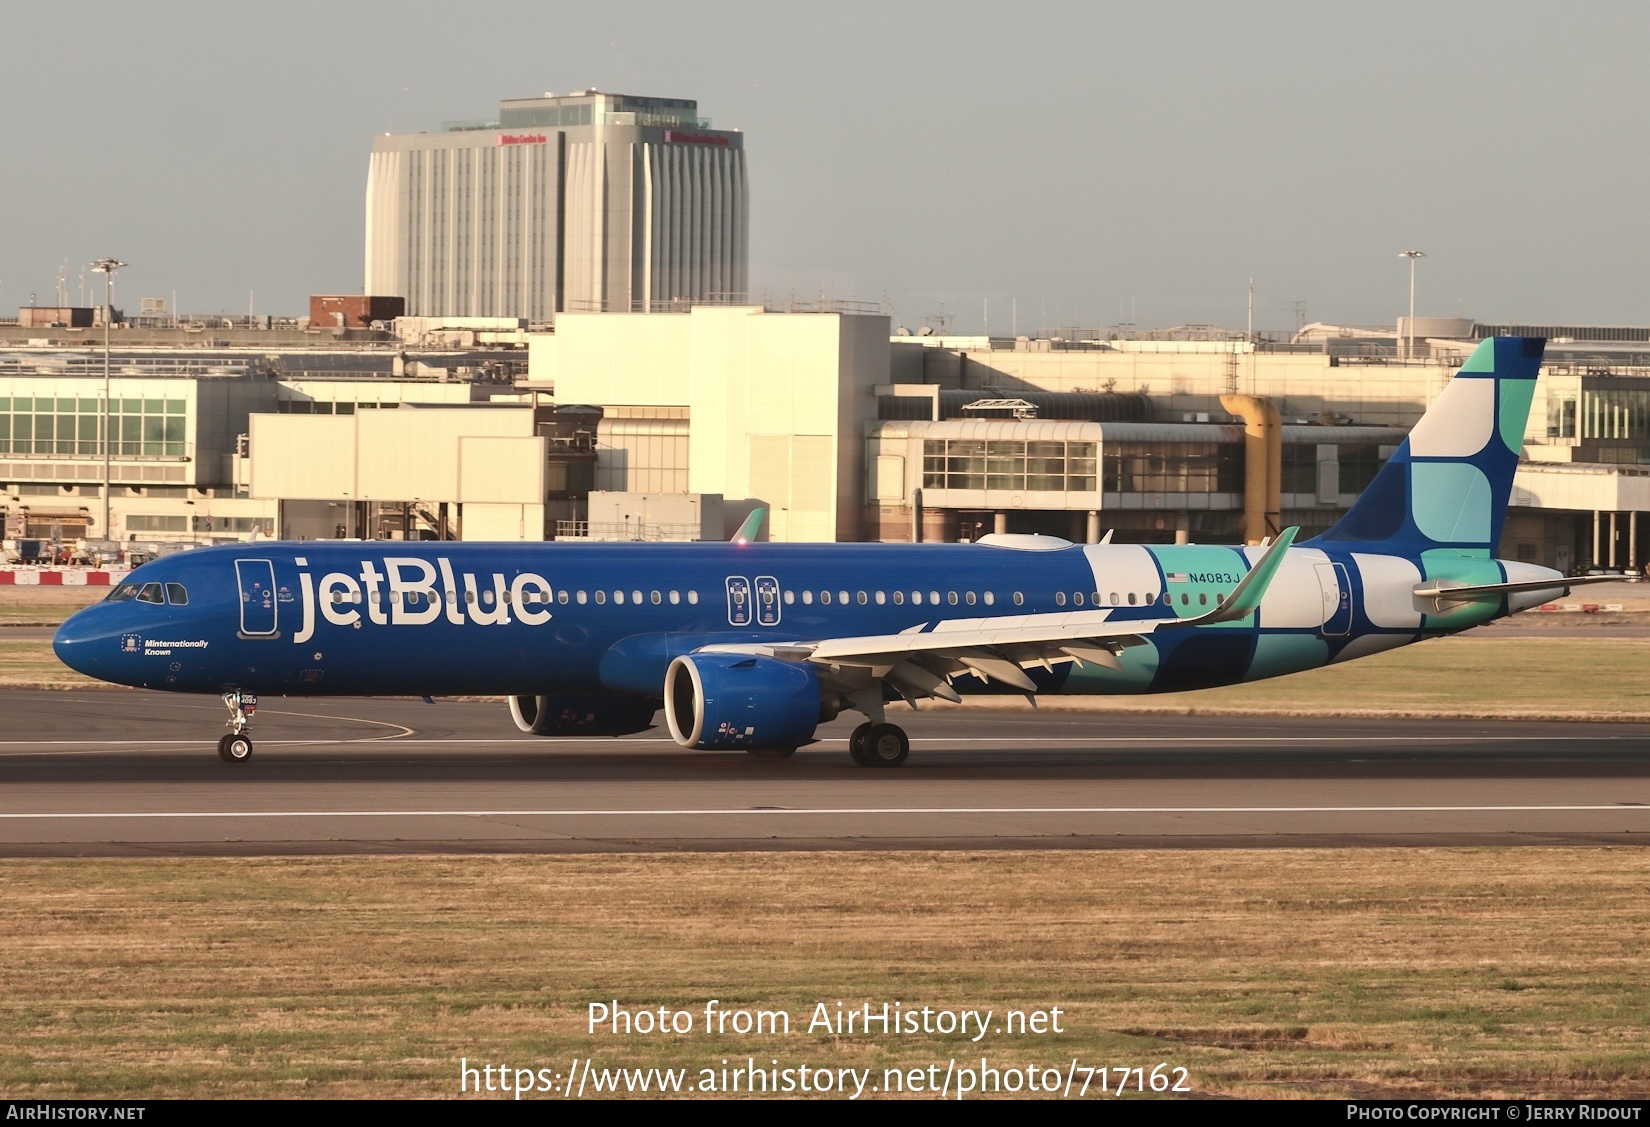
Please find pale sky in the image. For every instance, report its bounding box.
[2,0,1646,334]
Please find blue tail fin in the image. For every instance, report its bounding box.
[1314,336,1544,551]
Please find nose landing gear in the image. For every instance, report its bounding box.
[218,690,257,763]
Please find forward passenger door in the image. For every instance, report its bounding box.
[235,559,278,637]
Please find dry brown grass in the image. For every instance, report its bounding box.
[0,639,96,685]
[2,849,1648,1099]
[12,627,1650,719]
[954,634,1650,719]
[0,584,105,625]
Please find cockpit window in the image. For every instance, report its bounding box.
[165,583,188,606]
[105,583,138,602]
[136,583,165,605]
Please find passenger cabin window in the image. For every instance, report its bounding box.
[594,590,606,605]
[893,591,904,605]
[136,582,165,605]
[983,592,994,606]
[576,591,588,604]
[1073,593,1085,606]
[857,591,867,605]
[1055,592,1066,606]
[671,591,682,605]
[802,590,813,605]
[782,590,793,605]
[875,591,886,605]
[1013,592,1024,605]
[821,591,832,605]
[911,591,922,605]
[687,591,699,605]
[1127,593,1137,605]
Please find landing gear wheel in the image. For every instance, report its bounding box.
[745,746,797,758]
[848,722,874,766]
[862,723,909,768]
[219,691,257,764]
[218,733,253,763]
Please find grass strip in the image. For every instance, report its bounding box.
[8,634,1650,718]
[953,635,1650,718]
[1,849,1648,1099]
[0,639,97,686]
[0,587,105,624]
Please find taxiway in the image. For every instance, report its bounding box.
[0,691,1646,854]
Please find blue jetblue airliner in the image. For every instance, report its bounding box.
[53,337,1601,766]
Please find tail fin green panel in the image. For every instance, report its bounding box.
[1315,336,1544,552]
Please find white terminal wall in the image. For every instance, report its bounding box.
[540,306,888,542]
[1513,465,1650,513]
[904,342,1589,455]
[939,347,1453,429]
[249,409,546,538]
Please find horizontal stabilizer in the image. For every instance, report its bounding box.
[1413,573,1619,608]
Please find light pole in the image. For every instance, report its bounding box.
[1398,250,1424,361]
[90,258,126,539]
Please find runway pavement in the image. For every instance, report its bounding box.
[0,690,1647,855]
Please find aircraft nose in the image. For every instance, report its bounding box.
[53,609,114,681]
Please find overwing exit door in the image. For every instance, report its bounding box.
[754,576,781,626]
[726,576,752,627]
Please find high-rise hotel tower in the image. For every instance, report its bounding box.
[365,90,748,320]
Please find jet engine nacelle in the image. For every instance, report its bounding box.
[664,653,823,751]
[509,693,658,736]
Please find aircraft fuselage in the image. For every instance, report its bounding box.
[53,538,1556,699]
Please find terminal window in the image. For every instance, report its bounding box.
[922,439,1096,492]
[126,515,188,532]
[0,396,186,458]
[1101,442,1241,494]
[1579,388,1650,439]
[1337,445,1383,494]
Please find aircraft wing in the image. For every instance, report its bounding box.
[730,507,766,544]
[699,528,1298,702]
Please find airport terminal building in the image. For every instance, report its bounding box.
[3,306,1649,576]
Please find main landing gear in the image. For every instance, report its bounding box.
[218,690,258,763]
[849,722,910,768]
